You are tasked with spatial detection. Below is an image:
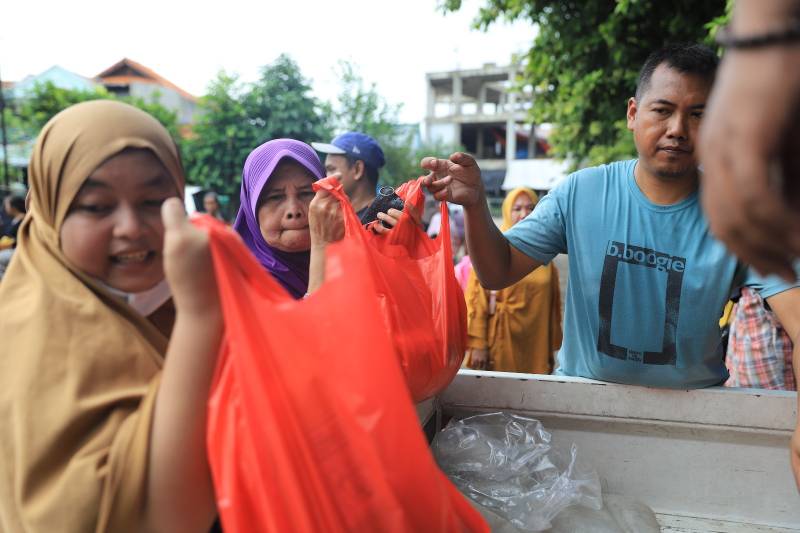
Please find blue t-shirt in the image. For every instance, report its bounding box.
[505,160,795,389]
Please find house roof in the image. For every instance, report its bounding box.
[96,58,197,102]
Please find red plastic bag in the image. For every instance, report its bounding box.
[198,216,487,533]
[314,176,468,402]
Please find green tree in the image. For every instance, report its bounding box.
[13,82,113,135]
[124,93,181,142]
[183,55,332,201]
[335,61,398,140]
[334,62,460,187]
[181,72,250,198]
[334,61,406,186]
[1,93,28,149]
[0,105,28,184]
[706,0,734,41]
[244,54,332,143]
[2,82,181,185]
[442,0,727,167]
[8,82,181,145]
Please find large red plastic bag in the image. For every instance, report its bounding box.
[314,176,467,402]
[196,216,488,533]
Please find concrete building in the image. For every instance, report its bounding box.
[425,63,565,194]
[96,58,198,125]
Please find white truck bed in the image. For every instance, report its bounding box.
[421,370,800,532]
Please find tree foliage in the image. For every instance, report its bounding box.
[335,61,399,141]
[2,82,181,186]
[334,61,460,187]
[124,94,182,142]
[14,83,110,134]
[180,72,251,198]
[4,54,462,197]
[8,82,180,143]
[442,0,728,167]
[244,55,332,143]
[334,61,408,187]
[183,55,332,201]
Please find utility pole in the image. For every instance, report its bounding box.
[0,66,9,188]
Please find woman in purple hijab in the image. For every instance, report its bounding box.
[234,139,325,298]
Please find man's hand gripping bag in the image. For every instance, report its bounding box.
[195,216,487,533]
[314,176,468,402]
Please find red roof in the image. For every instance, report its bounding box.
[96,58,196,102]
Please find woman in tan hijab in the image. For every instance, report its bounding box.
[0,100,221,532]
[464,187,562,374]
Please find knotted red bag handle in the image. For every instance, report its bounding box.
[313,176,368,241]
[313,175,454,261]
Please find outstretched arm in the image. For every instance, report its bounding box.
[421,152,541,289]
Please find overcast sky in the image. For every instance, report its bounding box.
[2,0,536,123]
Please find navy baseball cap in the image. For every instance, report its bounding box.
[312,132,386,171]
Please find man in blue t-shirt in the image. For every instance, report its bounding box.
[420,43,800,478]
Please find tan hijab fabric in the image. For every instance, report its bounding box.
[0,100,184,532]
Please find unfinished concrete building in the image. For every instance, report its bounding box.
[424,63,545,195]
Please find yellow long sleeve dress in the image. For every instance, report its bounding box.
[465,264,562,374]
[464,186,563,374]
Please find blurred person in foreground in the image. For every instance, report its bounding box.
[698,0,800,488]
[699,0,800,280]
[0,100,224,532]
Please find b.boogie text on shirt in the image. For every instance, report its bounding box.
[605,241,686,273]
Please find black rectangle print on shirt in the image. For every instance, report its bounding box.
[597,241,686,365]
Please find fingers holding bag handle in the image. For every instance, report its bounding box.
[311,176,361,240]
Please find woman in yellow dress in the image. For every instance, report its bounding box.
[464,187,562,374]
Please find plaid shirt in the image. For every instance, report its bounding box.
[725,288,795,390]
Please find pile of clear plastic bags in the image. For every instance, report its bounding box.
[432,412,660,533]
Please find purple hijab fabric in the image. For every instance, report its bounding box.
[233,139,325,299]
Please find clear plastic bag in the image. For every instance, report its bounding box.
[432,412,603,532]
[549,494,660,533]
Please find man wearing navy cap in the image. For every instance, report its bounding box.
[312,131,386,218]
